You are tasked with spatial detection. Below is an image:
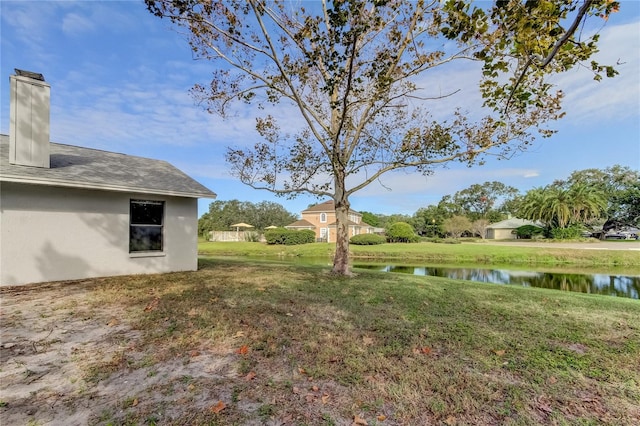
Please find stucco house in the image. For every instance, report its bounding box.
[0,70,216,286]
[485,218,542,239]
[286,200,374,242]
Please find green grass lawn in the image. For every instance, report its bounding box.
[198,241,640,267]
[78,258,639,425]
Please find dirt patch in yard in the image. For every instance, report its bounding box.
[0,277,356,426]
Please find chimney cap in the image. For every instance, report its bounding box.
[14,69,45,82]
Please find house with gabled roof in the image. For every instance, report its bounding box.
[0,70,216,286]
[285,200,374,242]
[485,218,542,239]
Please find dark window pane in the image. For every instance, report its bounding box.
[130,226,163,252]
[131,200,163,225]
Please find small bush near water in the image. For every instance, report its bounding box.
[350,234,386,245]
[264,228,315,245]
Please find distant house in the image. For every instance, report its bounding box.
[0,70,216,286]
[485,218,542,239]
[285,200,374,242]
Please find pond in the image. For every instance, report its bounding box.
[352,262,640,299]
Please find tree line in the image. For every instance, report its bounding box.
[198,200,297,237]
[363,165,639,239]
[199,165,638,240]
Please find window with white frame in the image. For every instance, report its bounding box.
[130,200,164,252]
[320,212,327,223]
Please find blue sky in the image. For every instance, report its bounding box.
[1,1,638,218]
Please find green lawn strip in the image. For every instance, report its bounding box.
[198,241,640,267]
[82,258,639,425]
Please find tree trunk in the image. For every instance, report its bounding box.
[332,186,351,276]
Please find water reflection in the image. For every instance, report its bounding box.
[355,264,640,299]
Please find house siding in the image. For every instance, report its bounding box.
[486,228,517,239]
[0,182,198,286]
[290,202,370,243]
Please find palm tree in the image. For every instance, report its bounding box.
[568,183,607,225]
[518,184,606,230]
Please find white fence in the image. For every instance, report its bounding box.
[209,231,262,242]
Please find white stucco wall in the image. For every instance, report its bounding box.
[0,182,199,286]
[486,228,517,240]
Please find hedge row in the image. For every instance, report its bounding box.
[264,228,315,245]
[350,234,386,245]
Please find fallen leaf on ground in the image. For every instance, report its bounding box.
[210,401,226,414]
[362,336,374,345]
[494,350,506,356]
[143,297,159,312]
[353,414,368,425]
[377,414,386,421]
[444,415,456,425]
[236,345,249,355]
[548,376,557,384]
[233,331,245,338]
[245,371,256,381]
[292,386,300,394]
[107,319,119,327]
[131,398,138,407]
[311,385,319,392]
[413,347,431,355]
[322,394,330,404]
[190,350,200,357]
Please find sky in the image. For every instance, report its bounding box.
[1,1,639,219]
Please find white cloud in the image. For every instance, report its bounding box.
[61,12,94,35]
[550,19,640,124]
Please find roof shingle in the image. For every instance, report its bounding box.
[0,135,216,198]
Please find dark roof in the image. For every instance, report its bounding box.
[302,200,361,215]
[285,219,315,228]
[0,135,216,198]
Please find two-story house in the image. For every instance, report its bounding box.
[285,200,374,242]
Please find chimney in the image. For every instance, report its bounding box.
[9,69,50,168]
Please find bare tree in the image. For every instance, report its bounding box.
[146,0,619,275]
[471,219,490,240]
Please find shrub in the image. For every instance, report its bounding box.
[245,231,261,242]
[264,228,315,245]
[350,234,386,245]
[515,225,544,239]
[386,222,419,243]
[550,226,582,240]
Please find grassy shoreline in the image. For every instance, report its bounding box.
[198,241,640,267]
